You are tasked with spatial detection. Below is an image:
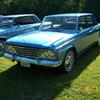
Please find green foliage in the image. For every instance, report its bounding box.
[0,0,99,21]
[84,0,100,22]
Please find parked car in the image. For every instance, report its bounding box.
[4,13,100,72]
[0,14,41,53]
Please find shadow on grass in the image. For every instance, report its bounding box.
[0,54,3,57]
[0,47,100,100]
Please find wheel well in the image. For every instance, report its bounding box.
[0,38,6,41]
[61,47,77,69]
[69,47,77,58]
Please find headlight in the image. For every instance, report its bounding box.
[5,45,17,54]
[38,49,57,60]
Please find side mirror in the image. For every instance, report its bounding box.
[79,22,87,30]
[13,22,20,27]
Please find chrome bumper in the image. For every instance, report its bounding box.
[4,53,62,67]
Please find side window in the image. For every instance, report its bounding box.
[86,16,94,27]
[33,16,41,23]
[79,16,87,30]
[15,16,35,25]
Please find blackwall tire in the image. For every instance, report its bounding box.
[0,40,5,55]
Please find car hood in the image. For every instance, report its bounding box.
[7,31,75,48]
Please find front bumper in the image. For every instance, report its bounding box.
[4,53,62,67]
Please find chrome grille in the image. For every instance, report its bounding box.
[6,45,39,58]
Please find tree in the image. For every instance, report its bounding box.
[0,0,99,21]
[84,0,100,22]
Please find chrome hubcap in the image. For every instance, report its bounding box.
[64,51,74,71]
[0,41,4,54]
[0,42,3,49]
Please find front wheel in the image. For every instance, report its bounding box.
[61,50,75,72]
[0,40,5,55]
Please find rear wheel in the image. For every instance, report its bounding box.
[0,40,5,55]
[61,50,75,72]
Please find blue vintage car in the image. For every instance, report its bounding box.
[0,14,41,53]
[4,13,100,72]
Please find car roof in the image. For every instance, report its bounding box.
[2,14,36,18]
[46,13,93,17]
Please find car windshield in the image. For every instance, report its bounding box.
[39,16,77,32]
[0,18,13,28]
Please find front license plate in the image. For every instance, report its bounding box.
[20,61,30,68]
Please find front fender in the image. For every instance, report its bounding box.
[56,44,76,61]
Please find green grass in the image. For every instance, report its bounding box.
[0,46,100,100]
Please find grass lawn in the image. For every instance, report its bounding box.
[0,46,100,100]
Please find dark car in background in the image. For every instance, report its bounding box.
[0,14,41,53]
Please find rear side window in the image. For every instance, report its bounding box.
[15,16,36,25]
[86,16,94,27]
